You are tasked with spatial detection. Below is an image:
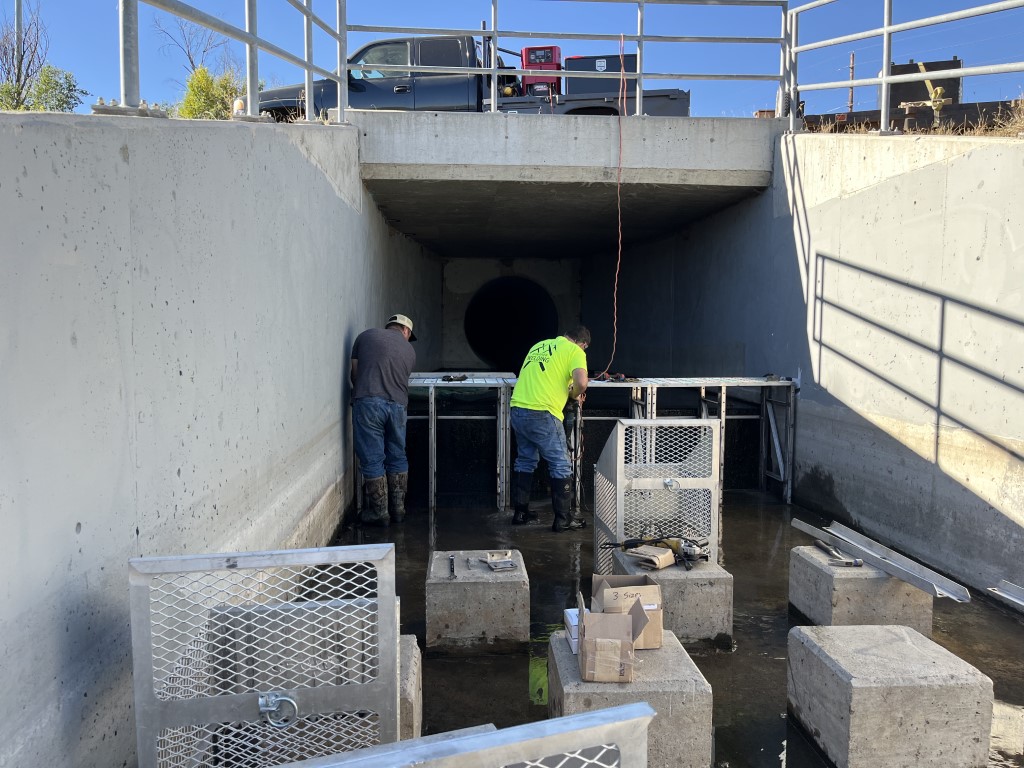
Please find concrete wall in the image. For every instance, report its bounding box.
[593,133,1023,600]
[0,113,441,767]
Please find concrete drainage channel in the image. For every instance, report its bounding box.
[336,491,1024,768]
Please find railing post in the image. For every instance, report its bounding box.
[776,1,788,118]
[878,0,893,133]
[338,0,348,121]
[119,0,141,108]
[788,10,799,132]
[490,0,499,113]
[635,0,645,116]
[245,0,259,116]
[14,0,23,88]
[304,0,315,121]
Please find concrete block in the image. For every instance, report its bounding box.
[548,629,713,768]
[613,549,733,643]
[426,550,529,652]
[789,545,933,634]
[788,625,993,768]
[399,635,422,740]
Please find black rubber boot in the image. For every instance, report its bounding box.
[360,476,389,527]
[551,477,585,532]
[387,472,408,524]
[511,470,537,525]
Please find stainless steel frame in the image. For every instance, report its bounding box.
[129,544,399,768]
[593,418,723,574]
[281,702,656,767]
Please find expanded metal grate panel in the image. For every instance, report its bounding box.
[152,565,380,700]
[158,712,380,768]
[276,703,653,767]
[505,744,621,767]
[130,545,399,768]
[594,469,618,575]
[624,424,713,479]
[624,488,713,546]
[593,420,721,573]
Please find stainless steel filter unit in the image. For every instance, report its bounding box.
[594,419,722,574]
[129,544,399,768]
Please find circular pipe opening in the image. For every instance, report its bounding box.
[464,277,558,373]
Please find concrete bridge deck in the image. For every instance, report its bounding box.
[350,111,785,257]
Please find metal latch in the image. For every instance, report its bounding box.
[258,693,299,728]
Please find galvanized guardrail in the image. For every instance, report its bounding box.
[785,0,1024,132]
[111,0,1024,123]
[114,0,785,120]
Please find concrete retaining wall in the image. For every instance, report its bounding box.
[0,113,441,767]
[591,133,1023,600]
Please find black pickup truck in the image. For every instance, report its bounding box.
[256,35,690,119]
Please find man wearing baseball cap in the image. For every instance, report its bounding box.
[351,314,417,526]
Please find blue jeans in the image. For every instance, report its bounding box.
[510,406,571,479]
[353,397,408,479]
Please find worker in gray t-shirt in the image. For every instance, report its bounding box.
[351,314,417,527]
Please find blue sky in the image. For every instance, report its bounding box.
[11,0,1024,117]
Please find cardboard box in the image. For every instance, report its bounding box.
[576,592,648,682]
[592,574,664,649]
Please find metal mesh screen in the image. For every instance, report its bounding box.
[593,420,721,573]
[594,469,618,574]
[158,712,380,768]
[151,564,380,700]
[504,744,621,767]
[130,545,398,768]
[276,703,652,767]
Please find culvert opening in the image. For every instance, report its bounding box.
[464,277,558,373]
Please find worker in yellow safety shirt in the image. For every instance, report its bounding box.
[509,326,591,532]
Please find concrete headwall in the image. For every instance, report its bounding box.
[0,113,440,767]
[598,133,1023,599]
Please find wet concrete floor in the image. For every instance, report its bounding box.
[337,491,1024,767]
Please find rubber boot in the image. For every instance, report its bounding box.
[551,478,585,532]
[510,471,539,525]
[360,476,389,527]
[387,472,408,524]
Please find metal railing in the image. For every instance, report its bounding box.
[115,0,786,120]
[785,0,1024,132]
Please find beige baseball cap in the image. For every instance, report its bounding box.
[387,313,417,341]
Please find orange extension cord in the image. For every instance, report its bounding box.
[595,35,627,379]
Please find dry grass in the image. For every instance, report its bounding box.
[988,97,1024,137]
[810,93,1024,137]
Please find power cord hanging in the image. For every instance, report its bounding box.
[596,34,627,379]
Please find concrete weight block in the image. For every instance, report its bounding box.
[788,625,993,768]
[789,545,933,634]
[549,629,713,768]
[613,549,733,644]
[425,550,529,652]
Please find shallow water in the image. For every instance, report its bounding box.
[337,490,1024,767]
